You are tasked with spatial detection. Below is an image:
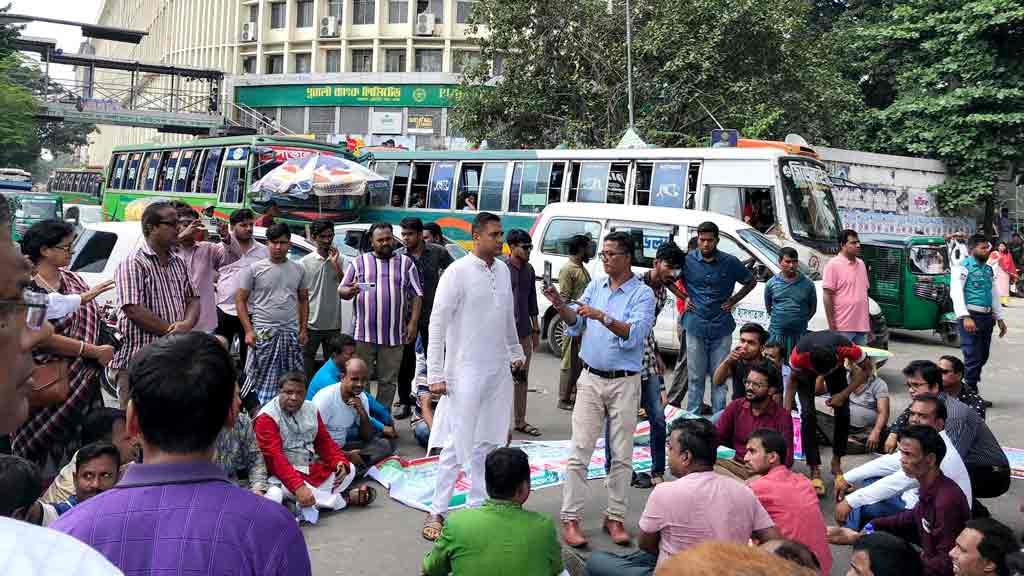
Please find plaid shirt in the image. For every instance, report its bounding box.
[112,241,196,370]
[641,272,668,380]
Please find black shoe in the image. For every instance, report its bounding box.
[393,405,412,420]
[631,472,654,489]
[983,399,994,408]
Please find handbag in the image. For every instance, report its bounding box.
[29,357,70,409]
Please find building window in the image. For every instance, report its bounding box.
[353,0,375,25]
[270,2,286,29]
[327,0,343,19]
[266,54,284,74]
[351,49,373,72]
[417,0,443,23]
[326,50,342,73]
[296,0,314,27]
[388,0,408,24]
[456,0,481,24]
[247,5,258,24]
[385,49,406,72]
[294,53,312,74]
[415,48,442,72]
[453,51,481,74]
[341,107,369,134]
[242,56,257,74]
[281,108,305,133]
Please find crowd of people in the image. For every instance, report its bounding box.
[0,195,1021,575]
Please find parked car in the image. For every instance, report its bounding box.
[63,204,104,227]
[529,202,889,357]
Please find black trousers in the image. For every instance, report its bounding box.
[215,309,249,375]
[396,326,428,407]
[968,464,1011,499]
[794,366,850,468]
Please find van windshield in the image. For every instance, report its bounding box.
[737,228,820,280]
[779,158,842,246]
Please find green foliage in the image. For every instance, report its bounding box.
[451,0,863,150]
[835,0,1024,214]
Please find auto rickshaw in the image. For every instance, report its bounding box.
[860,234,959,346]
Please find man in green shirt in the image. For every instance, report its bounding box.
[558,234,594,411]
[422,448,564,576]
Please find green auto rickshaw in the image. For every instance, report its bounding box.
[2,192,63,241]
[860,234,959,347]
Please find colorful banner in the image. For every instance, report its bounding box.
[1005,447,1024,480]
[235,84,461,109]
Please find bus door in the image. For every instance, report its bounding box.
[217,146,250,207]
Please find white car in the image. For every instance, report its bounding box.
[62,204,104,227]
[530,202,889,356]
[68,221,352,333]
[333,222,468,261]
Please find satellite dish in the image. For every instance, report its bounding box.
[784,134,810,147]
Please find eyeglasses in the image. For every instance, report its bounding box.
[0,289,48,330]
[598,251,628,261]
[52,243,74,253]
[744,378,770,389]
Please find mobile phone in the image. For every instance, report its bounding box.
[357,282,376,290]
[543,261,552,289]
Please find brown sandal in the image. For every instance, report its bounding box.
[422,513,445,542]
[344,485,376,507]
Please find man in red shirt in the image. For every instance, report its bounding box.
[254,372,374,512]
[745,428,832,574]
[714,360,792,479]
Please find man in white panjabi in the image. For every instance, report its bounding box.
[420,212,526,542]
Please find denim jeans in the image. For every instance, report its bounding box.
[414,420,430,449]
[837,331,868,345]
[959,313,994,391]
[844,477,906,530]
[604,373,666,477]
[685,333,731,413]
[586,550,658,576]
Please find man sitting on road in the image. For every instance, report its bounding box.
[712,323,769,402]
[884,360,1009,516]
[411,339,440,452]
[950,519,1018,576]
[586,419,781,576]
[312,358,398,475]
[53,442,120,516]
[835,394,971,530]
[254,372,374,513]
[745,429,832,574]
[307,334,357,400]
[212,383,269,495]
[421,448,564,576]
[41,408,137,504]
[714,360,792,480]
[829,425,971,576]
[845,368,891,454]
[938,355,985,419]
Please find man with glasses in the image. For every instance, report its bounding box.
[678,221,756,415]
[505,229,542,437]
[543,231,656,548]
[170,201,238,334]
[237,223,309,410]
[714,359,793,480]
[111,200,199,408]
[938,355,985,419]
[300,219,344,384]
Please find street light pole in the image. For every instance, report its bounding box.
[625,0,635,129]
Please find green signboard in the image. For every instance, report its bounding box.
[235,84,460,108]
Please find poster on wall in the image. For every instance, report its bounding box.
[650,163,687,208]
[428,161,456,209]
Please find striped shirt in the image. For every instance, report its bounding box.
[342,252,423,346]
[111,241,197,369]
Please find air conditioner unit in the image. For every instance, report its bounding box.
[319,16,338,38]
[415,12,436,36]
[240,22,256,42]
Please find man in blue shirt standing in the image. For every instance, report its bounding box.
[764,246,817,359]
[543,231,656,549]
[680,221,756,415]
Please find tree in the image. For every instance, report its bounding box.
[451,0,863,150]
[835,0,1024,221]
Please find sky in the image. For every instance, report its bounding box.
[8,0,103,82]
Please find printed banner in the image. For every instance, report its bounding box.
[1005,447,1024,480]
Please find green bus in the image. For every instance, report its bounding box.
[361,141,844,273]
[47,167,105,206]
[102,135,359,225]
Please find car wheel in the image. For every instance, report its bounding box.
[547,315,567,356]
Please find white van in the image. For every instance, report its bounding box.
[530,203,888,356]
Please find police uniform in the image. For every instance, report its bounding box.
[950,256,1004,392]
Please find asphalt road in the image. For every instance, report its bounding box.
[304,304,1024,575]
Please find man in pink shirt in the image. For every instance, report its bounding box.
[745,428,832,574]
[823,229,871,344]
[172,202,240,333]
[586,419,781,575]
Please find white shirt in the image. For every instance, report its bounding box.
[46,293,81,321]
[844,430,972,510]
[312,384,370,447]
[0,516,123,575]
[950,259,1003,320]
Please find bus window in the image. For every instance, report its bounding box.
[634,163,653,206]
[369,161,397,207]
[143,153,162,190]
[89,174,102,198]
[174,150,196,193]
[159,151,179,192]
[569,162,610,203]
[706,186,742,220]
[743,187,775,233]
[456,163,482,210]
[190,149,209,194]
[479,163,506,212]
[199,148,225,195]
[123,153,142,190]
[407,159,432,207]
[541,218,602,256]
[427,161,456,210]
[649,162,688,209]
[607,163,628,205]
[220,165,247,204]
[110,154,127,188]
[391,162,411,207]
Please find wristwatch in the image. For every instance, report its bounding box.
[601,314,614,327]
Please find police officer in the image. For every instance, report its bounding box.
[950,234,1008,407]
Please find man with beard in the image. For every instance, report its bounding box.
[714,359,793,479]
[340,222,422,411]
[950,233,1007,406]
[712,323,770,403]
[215,208,268,376]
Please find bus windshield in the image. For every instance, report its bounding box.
[779,158,842,245]
[737,228,820,280]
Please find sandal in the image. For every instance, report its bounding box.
[422,514,445,542]
[515,423,542,437]
[650,475,665,486]
[344,484,376,507]
[810,476,826,498]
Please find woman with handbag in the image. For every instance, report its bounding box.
[12,220,115,470]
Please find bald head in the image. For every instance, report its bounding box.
[341,357,369,398]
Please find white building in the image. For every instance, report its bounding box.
[84,0,490,165]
